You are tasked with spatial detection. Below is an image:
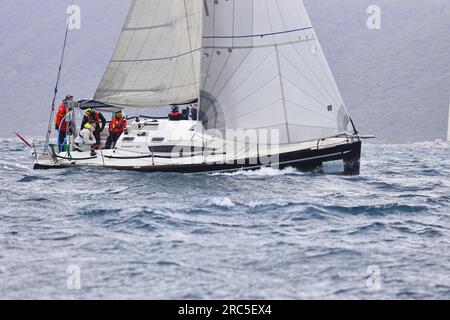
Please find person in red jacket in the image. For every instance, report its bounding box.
[105,111,127,149]
[168,105,184,121]
[55,95,74,152]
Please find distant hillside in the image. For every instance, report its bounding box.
[0,0,449,143]
[304,0,450,143]
[0,0,130,138]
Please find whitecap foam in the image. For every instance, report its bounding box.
[206,197,236,208]
[210,166,301,177]
[246,200,295,209]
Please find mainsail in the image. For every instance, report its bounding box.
[200,0,351,144]
[94,0,202,109]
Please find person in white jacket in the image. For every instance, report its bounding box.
[74,122,97,155]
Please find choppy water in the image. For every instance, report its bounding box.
[0,139,449,299]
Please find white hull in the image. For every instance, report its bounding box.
[35,119,361,174]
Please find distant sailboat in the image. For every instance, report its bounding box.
[34,0,362,174]
[447,98,450,142]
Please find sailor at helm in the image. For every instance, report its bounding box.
[168,105,184,121]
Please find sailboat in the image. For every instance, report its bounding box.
[447,98,450,142]
[34,0,362,174]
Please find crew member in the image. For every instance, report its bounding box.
[168,105,184,121]
[74,121,97,156]
[80,108,106,149]
[55,95,74,152]
[190,102,198,121]
[105,111,127,149]
[181,107,190,120]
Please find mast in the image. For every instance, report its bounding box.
[44,16,72,154]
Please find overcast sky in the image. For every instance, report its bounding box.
[0,0,449,143]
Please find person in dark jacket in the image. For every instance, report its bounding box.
[190,104,198,121]
[181,107,190,120]
[80,108,106,149]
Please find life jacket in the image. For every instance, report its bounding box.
[169,111,182,121]
[109,116,127,135]
[55,103,71,132]
[86,112,100,125]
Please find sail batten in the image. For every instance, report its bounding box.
[94,0,202,109]
[203,26,313,39]
[110,48,201,63]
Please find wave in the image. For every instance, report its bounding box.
[204,197,236,208]
[17,175,50,183]
[320,203,428,215]
[2,140,450,299]
[79,208,123,216]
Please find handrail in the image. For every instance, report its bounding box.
[316,132,359,150]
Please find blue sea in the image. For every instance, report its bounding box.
[0,139,449,299]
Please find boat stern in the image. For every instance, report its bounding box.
[343,140,362,175]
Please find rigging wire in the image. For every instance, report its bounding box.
[43,0,74,154]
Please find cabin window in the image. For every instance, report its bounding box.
[152,137,164,142]
[150,146,176,153]
[122,137,135,142]
[149,146,217,153]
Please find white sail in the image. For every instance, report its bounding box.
[200,0,351,144]
[94,0,202,109]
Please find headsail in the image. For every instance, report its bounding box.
[94,0,202,109]
[200,0,351,144]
